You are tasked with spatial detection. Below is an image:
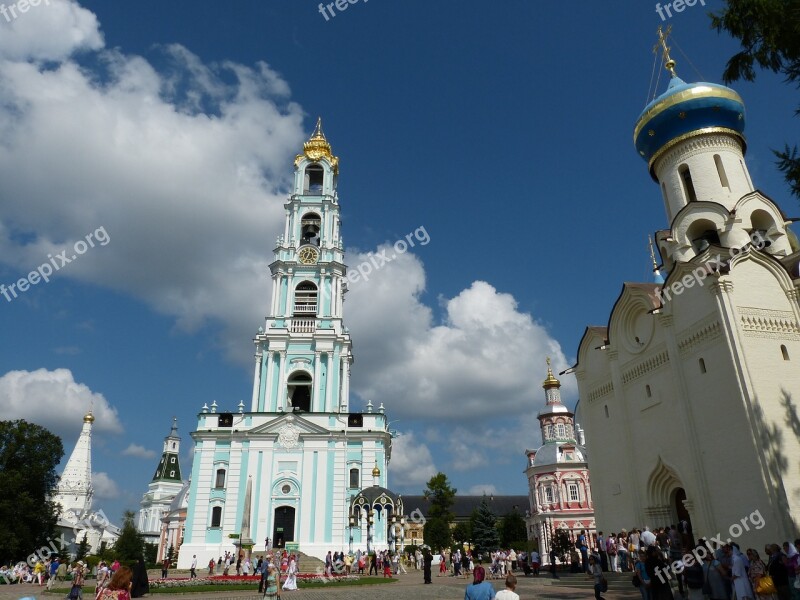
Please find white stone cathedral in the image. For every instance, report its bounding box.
[177,120,394,567]
[575,36,800,546]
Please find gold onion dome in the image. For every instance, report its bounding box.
[295,117,339,173]
[542,357,561,390]
[83,411,95,424]
[372,463,381,477]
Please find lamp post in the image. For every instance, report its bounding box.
[348,515,355,554]
[367,509,374,554]
[399,516,405,554]
[390,516,397,553]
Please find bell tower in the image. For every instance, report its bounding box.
[250,118,352,414]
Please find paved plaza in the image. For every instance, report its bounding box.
[0,572,642,600]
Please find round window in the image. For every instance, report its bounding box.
[281,484,291,494]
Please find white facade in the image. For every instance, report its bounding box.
[177,121,393,568]
[576,61,800,548]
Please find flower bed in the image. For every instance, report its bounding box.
[150,573,360,589]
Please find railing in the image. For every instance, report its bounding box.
[290,319,316,333]
[293,303,318,314]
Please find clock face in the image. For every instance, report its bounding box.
[298,246,319,265]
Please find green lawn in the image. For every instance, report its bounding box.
[47,577,398,595]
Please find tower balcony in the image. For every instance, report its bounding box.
[289,318,316,334]
[293,303,318,314]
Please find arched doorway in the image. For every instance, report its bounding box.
[672,487,694,547]
[273,506,295,548]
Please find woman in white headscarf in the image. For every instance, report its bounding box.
[282,557,297,591]
[732,544,755,600]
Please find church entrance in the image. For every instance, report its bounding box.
[673,487,694,547]
[273,506,295,548]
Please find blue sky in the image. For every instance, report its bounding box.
[0,0,797,525]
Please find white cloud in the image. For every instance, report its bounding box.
[0,15,306,365]
[465,484,497,496]
[388,432,437,488]
[0,368,122,440]
[121,443,157,460]
[0,0,103,62]
[92,471,120,499]
[346,250,575,422]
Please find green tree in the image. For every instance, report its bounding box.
[469,497,499,556]
[499,509,527,548]
[549,527,573,563]
[422,473,456,551]
[711,0,800,198]
[76,534,91,561]
[452,521,473,547]
[0,420,64,561]
[113,511,144,562]
[143,542,158,566]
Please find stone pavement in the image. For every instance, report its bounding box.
[0,571,644,600]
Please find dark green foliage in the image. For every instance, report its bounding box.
[499,509,527,548]
[143,542,158,565]
[76,534,90,561]
[452,521,473,546]
[422,473,456,551]
[549,528,573,562]
[469,497,499,555]
[113,511,145,562]
[0,420,64,561]
[711,0,800,198]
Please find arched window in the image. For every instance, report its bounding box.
[750,210,775,250]
[294,281,318,314]
[699,358,707,373]
[349,468,360,489]
[288,371,312,412]
[781,345,790,361]
[679,164,698,202]
[210,506,222,528]
[305,165,324,193]
[688,220,721,254]
[714,154,730,190]
[215,469,226,488]
[301,213,321,246]
[556,423,566,438]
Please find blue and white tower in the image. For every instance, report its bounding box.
[178,120,393,566]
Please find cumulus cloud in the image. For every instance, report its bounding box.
[346,249,575,421]
[0,368,122,439]
[465,484,497,496]
[122,443,157,460]
[0,0,103,62]
[92,471,120,499]
[0,12,306,364]
[388,432,437,488]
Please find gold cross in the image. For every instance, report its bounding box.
[654,25,677,77]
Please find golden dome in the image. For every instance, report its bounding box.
[294,117,339,173]
[83,412,95,424]
[542,357,561,390]
[372,463,381,477]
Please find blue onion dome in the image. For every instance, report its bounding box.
[634,75,746,178]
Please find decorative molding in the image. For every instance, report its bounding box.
[621,349,670,384]
[738,306,800,339]
[587,381,614,403]
[677,318,722,354]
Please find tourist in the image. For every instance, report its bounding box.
[465,565,495,600]
[423,549,432,584]
[96,561,111,595]
[130,557,149,599]
[746,548,774,599]
[98,566,133,600]
[282,556,297,591]
[767,544,791,600]
[383,552,392,577]
[607,533,618,573]
[530,550,540,577]
[190,555,197,579]
[618,530,629,573]
[111,560,120,575]
[684,545,706,600]
[703,549,729,600]
[783,542,799,596]
[641,527,657,548]
[550,548,559,579]
[732,544,755,600]
[644,545,673,600]
[578,530,590,573]
[263,564,281,600]
[598,531,608,572]
[161,557,170,579]
[587,555,605,600]
[69,561,86,600]
[494,574,519,600]
[634,550,651,600]
[47,556,60,590]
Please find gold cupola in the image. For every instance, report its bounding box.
[83,411,95,424]
[542,357,561,390]
[295,117,339,173]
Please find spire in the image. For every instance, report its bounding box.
[295,116,339,173]
[654,25,678,78]
[542,357,561,390]
[649,235,665,284]
[170,416,178,437]
[153,418,182,482]
[53,412,95,516]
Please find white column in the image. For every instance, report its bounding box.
[284,210,290,244]
[271,274,280,316]
[340,357,350,412]
[313,352,322,411]
[285,273,294,317]
[251,353,262,412]
[264,352,276,411]
[277,351,287,410]
[325,353,333,411]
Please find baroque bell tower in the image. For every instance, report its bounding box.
[250,118,352,414]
